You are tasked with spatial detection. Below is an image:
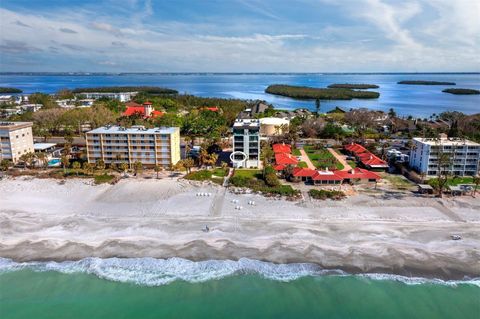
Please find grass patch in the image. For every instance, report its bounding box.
[347,160,357,168]
[381,173,415,190]
[309,189,346,200]
[94,174,115,184]
[233,169,262,179]
[428,176,474,187]
[292,148,301,156]
[211,168,228,177]
[303,145,343,170]
[297,161,308,168]
[184,170,213,181]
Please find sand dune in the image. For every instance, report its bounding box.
[0,176,479,279]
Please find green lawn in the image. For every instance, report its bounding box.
[233,169,262,179]
[427,176,475,187]
[347,160,357,168]
[292,148,301,156]
[303,145,344,170]
[297,161,308,168]
[211,168,228,177]
[381,173,415,190]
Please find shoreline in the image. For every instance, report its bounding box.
[1,176,479,281]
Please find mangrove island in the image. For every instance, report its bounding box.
[442,88,480,95]
[397,80,456,85]
[265,84,380,100]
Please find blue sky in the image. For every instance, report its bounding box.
[0,0,479,72]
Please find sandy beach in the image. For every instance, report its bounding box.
[1,176,479,280]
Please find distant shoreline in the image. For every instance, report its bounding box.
[1,72,480,76]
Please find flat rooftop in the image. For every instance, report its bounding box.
[87,125,178,135]
[233,119,260,128]
[413,137,480,146]
[0,121,33,130]
[34,143,57,151]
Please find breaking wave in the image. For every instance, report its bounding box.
[0,257,478,287]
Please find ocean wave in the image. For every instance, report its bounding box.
[0,257,478,287]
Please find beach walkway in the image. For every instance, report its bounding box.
[327,148,352,171]
[299,149,316,170]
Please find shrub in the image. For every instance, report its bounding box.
[184,170,213,181]
[309,189,346,200]
[265,172,280,187]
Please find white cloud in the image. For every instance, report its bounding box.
[0,2,478,72]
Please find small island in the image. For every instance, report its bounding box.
[265,84,380,100]
[327,83,379,89]
[442,88,480,95]
[398,80,456,85]
[72,86,178,94]
[0,87,23,93]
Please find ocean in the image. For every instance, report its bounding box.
[1,73,479,117]
[0,257,479,319]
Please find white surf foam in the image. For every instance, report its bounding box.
[0,257,478,287]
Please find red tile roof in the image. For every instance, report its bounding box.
[274,152,298,166]
[273,143,292,154]
[125,101,142,108]
[336,168,381,180]
[122,102,163,118]
[344,143,387,168]
[273,164,287,171]
[292,167,316,177]
[202,106,219,112]
[311,170,343,181]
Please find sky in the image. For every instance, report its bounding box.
[0,0,479,72]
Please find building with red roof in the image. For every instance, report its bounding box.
[201,106,219,112]
[123,101,164,119]
[274,152,298,168]
[344,143,388,170]
[272,143,292,154]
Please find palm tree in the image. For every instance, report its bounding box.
[182,158,194,174]
[72,161,81,176]
[82,162,94,175]
[154,165,162,179]
[61,155,70,174]
[472,175,480,198]
[199,148,209,168]
[120,162,129,177]
[133,161,143,177]
[36,152,48,169]
[96,159,106,172]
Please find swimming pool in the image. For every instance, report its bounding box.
[47,158,61,167]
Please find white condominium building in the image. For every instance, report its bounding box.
[86,125,180,168]
[0,121,34,163]
[409,137,480,176]
[232,119,260,168]
[78,92,137,102]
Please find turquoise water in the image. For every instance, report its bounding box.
[1,73,479,117]
[0,258,478,319]
[47,158,61,166]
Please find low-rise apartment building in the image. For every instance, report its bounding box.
[409,137,480,176]
[86,125,180,168]
[0,121,34,163]
[232,119,260,168]
[78,92,137,102]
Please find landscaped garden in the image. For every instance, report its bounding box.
[229,168,300,197]
[303,145,344,170]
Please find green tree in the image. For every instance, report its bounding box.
[72,161,81,176]
[134,161,143,176]
[96,159,106,172]
[0,159,13,172]
[120,162,129,177]
[154,165,162,179]
[82,162,94,175]
[315,99,320,116]
[61,155,70,174]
